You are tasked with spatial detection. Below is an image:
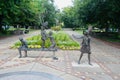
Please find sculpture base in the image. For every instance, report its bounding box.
[53,57,58,60]
[72,61,100,68]
[25,48,57,51]
[18,48,58,59]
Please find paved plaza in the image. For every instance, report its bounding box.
[0,30,120,80]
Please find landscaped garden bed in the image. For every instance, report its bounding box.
[11,31,80,50]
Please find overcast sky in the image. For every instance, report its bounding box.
[54,0,73,10]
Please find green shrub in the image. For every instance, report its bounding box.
[51,26,61,31]
[14,41,21,46]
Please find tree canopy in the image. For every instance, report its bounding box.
[1,0,120,35]
[60,0,120,34]
[0,0,57,32]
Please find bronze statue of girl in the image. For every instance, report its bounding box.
[78,31,92,65]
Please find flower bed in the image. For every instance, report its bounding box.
[12,31,80,50]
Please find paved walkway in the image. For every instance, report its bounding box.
[0,30,120,80]
[0,30,40,50]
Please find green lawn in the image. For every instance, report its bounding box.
[76,29,120,43]
[75,30,83,35]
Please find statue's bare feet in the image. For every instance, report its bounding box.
[89,63,92,65]
[41,47,45,50]
[25,55,27,57]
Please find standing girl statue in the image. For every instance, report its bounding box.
[78,31,92,65]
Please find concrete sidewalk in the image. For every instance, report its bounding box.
[0,30,120,80]
[0,30,40,50]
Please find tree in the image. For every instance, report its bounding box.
[61,7,75,28]
[72,0,120,35]
[0,0,57,33]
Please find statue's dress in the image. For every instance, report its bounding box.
[80,36,91,54]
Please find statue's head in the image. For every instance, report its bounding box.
[19,37,23,41]
[42,21,48,29]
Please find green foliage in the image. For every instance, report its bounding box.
[60,0,120,35]
[84,0,119,30]
[12,31,80,50]
[61,7,76,28]
[14,41,21,46]
[95,33,120,42]
[0,0,57,33]
[51,26,61,31]
[75,30,83,35]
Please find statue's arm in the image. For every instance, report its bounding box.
[72,34,83,39]
[45,32,48,38]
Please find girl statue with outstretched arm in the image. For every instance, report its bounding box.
[78,31,92,65]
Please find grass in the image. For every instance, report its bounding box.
[75,30,83,35]
[92,30,120,42]
[96,36,120,42]
[76,29,120,43]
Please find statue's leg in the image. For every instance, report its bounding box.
[53,51,58,60]
[24,50,27,57]
[44,41,45,48]
[88,53,92,65]
[78,53,83,64]
[18,48,22,58]
[42,40,45,49]
[49,44,55,49]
